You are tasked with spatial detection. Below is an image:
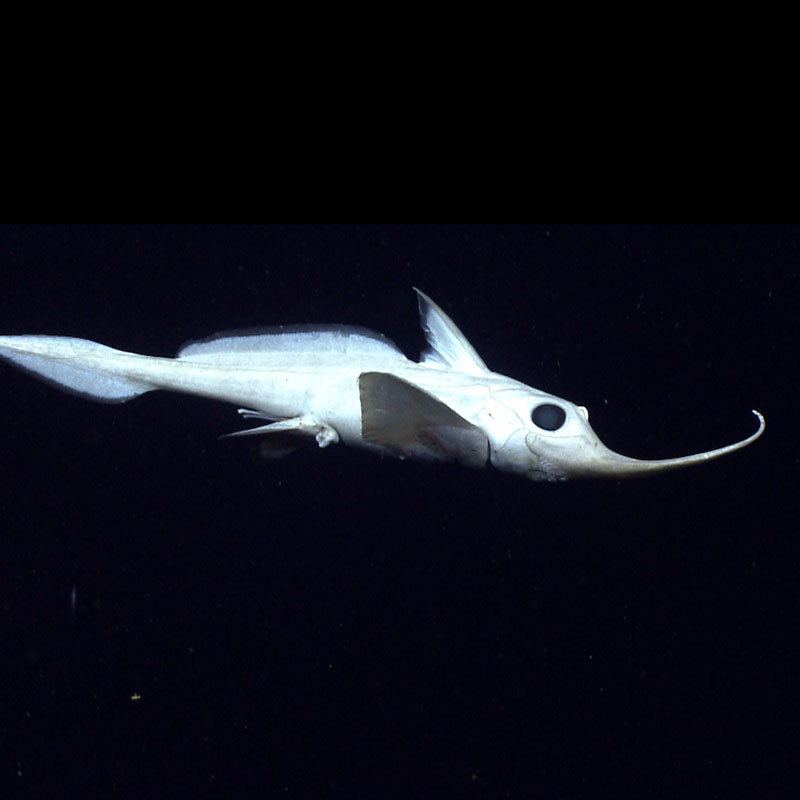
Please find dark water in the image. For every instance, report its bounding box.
[0,225,795,797]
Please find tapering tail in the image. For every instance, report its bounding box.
[0,335,154,402]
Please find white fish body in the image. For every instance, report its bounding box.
[0,290,764,481]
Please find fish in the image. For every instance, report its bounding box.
[0,289,764,481]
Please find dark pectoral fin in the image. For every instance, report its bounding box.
[359,372,488,468]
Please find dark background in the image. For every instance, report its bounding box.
[0,225,795,797]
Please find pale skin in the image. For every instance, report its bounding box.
[0,290,764,481]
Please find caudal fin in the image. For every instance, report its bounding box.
[0,335,154,402]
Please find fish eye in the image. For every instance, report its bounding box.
[531,403,566,431]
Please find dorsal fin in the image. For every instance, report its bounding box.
[178,325,404,360]
[414,289,488,374]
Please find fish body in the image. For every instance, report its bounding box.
[0,290,764,480]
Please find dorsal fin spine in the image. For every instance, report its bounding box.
[413,289,488,374]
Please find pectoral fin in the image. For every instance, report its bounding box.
[359,372,488,468]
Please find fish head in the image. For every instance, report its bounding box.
[484,383,764,481]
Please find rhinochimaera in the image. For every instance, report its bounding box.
[0,289,764,481]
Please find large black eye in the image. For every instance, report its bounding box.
[531,403,566,431]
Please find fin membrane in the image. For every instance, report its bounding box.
[359,372,488,468]
[0,335,153,402]
[178,326,404,360]
[414,289,488,374]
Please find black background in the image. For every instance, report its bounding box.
[0,225,795,797]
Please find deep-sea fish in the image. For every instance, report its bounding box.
[0,290,764,481]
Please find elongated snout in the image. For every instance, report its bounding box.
[526,410,765,479]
